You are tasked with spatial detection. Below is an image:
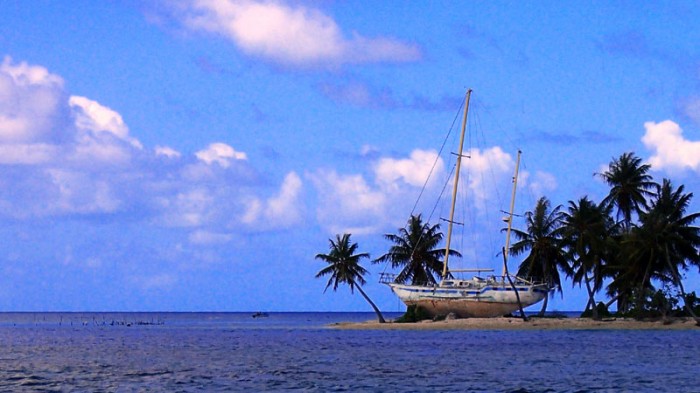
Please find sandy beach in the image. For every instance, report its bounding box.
[331,316,700,330]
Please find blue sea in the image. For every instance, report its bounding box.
[0,312,697,392]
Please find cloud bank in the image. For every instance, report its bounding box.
[0,55,562,245]
[0,56,303,236]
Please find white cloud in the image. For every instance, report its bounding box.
[0,54,321,275]
[375,149,443,188]
[642,120,700,173]
[309,169,388,234]
[196,142,247,167]
[0,56,63,86]
[459,147,515,208]
[242,171,303,228]
[265,172,302,223]
[0,57,141,169]
[174,0,420,67]
[69,95,142,148]
[0,52,525,239]
[241,198,261,224]
[524,170,558,198]
[158,188,214,227]
[309,147,522,235]
[71,133,136,166]
[47,169,122,214]
[0,143,58,165]
[155,145,182,158]
[0,57,144,217]
[0,56,68,144]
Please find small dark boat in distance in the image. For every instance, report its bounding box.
[251,312,269,318]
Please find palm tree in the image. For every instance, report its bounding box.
[374,214,460,285]
[560,197,614,319]
[597,152,657,313]
[315,234,385,323]
[617,215,666,314]
[510,197,570,316]
[597,152,657,230]
[620,180,700,323]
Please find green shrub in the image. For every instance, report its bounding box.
[395,305,432,323]
[580,302,612,318]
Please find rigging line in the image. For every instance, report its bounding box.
[519,155,538,213]
[463,114,483,272]
[400,95,466,278]
[408,163,456,266]
[457,161,468,274]
[428,164,457,226]
[380,95,466,280]
[472,100,504,206]
[396,161,457,282]
[471,102,498,259]
[409,95,466,218]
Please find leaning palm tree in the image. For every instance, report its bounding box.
[510,196,570,316]
[560,197,613,319]
[316,234,385,323]
[597,152,657,230]
[374,214,460,285]
[621,179,700,324]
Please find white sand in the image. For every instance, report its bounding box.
[331,316,699,330]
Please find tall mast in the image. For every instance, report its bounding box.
[442,89,472,279]
[502,150,521,276]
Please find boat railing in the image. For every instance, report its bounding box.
[512,275,552,287]
[379,273,439,288]
[379,273,396,284]
[482,275,552,288]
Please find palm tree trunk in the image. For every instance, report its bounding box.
[584,273,599,320]
[664,246,700,326]
[636,258,654,314]
[605,294,619,309]
[538,294,549,317]
[503,249,528,322]
[355,284,386,323]
[606,289,630,313]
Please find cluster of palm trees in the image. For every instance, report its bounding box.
[511,152,700,322]
[315,152,700,323]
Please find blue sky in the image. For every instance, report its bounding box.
[1,1,699,312]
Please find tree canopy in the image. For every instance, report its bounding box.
[374,214,460,285]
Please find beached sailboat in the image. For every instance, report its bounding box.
[380,89,550,318]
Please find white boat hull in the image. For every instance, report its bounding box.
[388,278,549,318]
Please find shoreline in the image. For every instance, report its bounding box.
[331,316,700,330]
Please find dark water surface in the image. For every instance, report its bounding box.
[0,312,697,392]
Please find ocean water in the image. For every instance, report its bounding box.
[0,312,697,392]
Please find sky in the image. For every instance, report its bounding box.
[1,1,700,312]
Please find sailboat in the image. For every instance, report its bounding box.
[380,89,551,318]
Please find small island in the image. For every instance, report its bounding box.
[316,151,700,327]
[331,316,698,330]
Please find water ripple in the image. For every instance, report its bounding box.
[0,314,697,391]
